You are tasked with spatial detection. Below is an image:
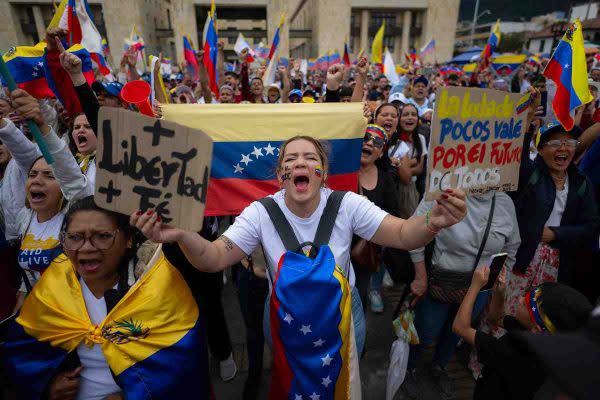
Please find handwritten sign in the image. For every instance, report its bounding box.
[95,108,213,231]
[425,87,527,200]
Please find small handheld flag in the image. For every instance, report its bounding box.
[480,20,501,65]
[0,52,54,164]
[515,92,532,115]
[543,19,593,130]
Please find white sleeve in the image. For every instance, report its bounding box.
[345,192,388,241]
[221,202,262,256]
[0,119,41,174]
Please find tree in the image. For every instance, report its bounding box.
[497,32,527,53]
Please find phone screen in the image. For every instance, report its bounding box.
[540,91,548,117]
[481,253,508,291]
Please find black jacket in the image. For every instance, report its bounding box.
[511,130,600,283]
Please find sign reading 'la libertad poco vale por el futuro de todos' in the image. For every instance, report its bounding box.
[425,87,528,200]
[95,107,213,231]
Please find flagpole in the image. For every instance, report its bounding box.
[0,53,54,164]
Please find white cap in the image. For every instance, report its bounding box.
[389,92,408,103]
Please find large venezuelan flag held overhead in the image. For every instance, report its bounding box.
[543,19,593,130]
[1,252,212,399]
[162,103,367,216]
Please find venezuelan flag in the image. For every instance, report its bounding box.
[1,252,211,399]
[481,20,501,64]
[343,43,351,65]
[268,14,285,61]
[202,16,218,95]
[183,35,199,79]
[161,103,366,216]
[308,58,317,70]
[490,54,527,77]
[330,50,341,65]
[1,43,54,98]
[543,19,593,130]
[90,52,111,76]
[515,92,533,114]
[371,22,385,64]
[270,246,353,399]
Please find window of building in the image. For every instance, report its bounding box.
[539,40,544,53]
[228,36,236,44]
[370,12,396,51]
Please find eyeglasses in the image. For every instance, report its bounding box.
[363,132,386,148]
[544,139,579,149]
[61,230,119,251]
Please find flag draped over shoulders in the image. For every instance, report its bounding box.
[1,252,211,400]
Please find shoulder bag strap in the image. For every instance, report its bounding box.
[257,197,301,251]
[313,191,348,248]
[471,193,496,271]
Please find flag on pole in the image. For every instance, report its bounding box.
[420,39,435,57]
[183,35,199,80]
[543,19,593,130]
[234,33,255,62]
[268,14,285,61]
[481,20,501,65]
[254,42,270,59]
[383,48,400,86]
[343,43,351,65]
[202,14,218,95]
[490,54,527,79]
[371,22,385,64]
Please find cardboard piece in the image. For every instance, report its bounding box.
[425,87,528,200]
[95,108,213,231]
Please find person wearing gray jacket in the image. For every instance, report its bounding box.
[401,191,521,400]
[0,89,92,311]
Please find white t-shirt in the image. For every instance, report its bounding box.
[545,175,569,227]
[388,134,428,182]
[76,278,121,400]
[223,188,388,287]
[18,213,64,290]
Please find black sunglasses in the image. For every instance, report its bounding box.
[363,132,386,148]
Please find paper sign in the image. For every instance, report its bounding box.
[95,108,213,231]
[425,87,528,200]
[416,67,435,76]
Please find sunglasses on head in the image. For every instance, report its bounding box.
[363,132,386,148]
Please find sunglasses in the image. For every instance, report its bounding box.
[544,139,579,149]
[363,132,386,148]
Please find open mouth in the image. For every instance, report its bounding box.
[361,146,373,156]
[554,154,569,164]
[77,135,88,145]
[293,173,310,192]
[29,190,47,204]
[78,258,102,274]
[382,122,393,132]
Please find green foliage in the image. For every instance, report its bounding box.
[497,33,527,53]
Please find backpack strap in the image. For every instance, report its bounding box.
[257,197,301,251]
[313,191,348,248]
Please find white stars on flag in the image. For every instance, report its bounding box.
[233,163,244,174]
[37,61,44,67]
[294,395,303,400]
[240,153,253,165]
[309,393,320,400]
[300,324,312,335]
[264,143,276,155]
[321,353,333,367]
[564,63,570,69]
[321,376,332,388]
[284,313,294,324]
[251,146,264,158]
[313,338,325,347]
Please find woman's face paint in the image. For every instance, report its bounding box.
[314,164,323,178]
[281,165,292,182]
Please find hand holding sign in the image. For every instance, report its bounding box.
[130,210,184,243]
[429,188,467,230]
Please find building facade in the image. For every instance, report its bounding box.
[1,0,460,69]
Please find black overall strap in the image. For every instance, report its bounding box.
[257,197,301,251]
[471,193,496,271]
[313,191,348,248]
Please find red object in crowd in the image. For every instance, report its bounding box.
[121,80,155,117]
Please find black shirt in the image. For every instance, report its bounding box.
[474,316,546,400]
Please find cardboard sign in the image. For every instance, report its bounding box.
[416,67,435,77]
[425,87,528,200]
[95,108,213,231]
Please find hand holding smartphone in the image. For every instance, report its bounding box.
[481,253,508,291]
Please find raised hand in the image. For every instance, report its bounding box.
[356,56,368,76]
[56,38,82,76]
[10,89,46,129]
[45,27,67,51]
[327,64,344,90]
[130,210,184,244]
[429,188,467,230]
[48,367,82,400]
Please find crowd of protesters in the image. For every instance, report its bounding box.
[0,23,599,400]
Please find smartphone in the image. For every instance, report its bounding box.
[539,91,548,117]
[481,253,508,291]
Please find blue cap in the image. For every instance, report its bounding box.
[92,81,124,98]
[289,89,303,98]
[176,73,184,81]
[412,75,429,87]
[536,120,582,147]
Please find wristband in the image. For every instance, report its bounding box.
[425,210,441,235]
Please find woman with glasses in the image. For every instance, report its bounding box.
[0,89,91,311]
[505,120,600,318]
[352,125,399,314]
[3,196,212,400]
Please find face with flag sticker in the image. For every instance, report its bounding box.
[538,122,579,173]
[277,137,328,204]
[71,113,96,156]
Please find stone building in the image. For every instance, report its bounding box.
[1,0,460,68]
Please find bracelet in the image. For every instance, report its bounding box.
[425,210,441,235]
